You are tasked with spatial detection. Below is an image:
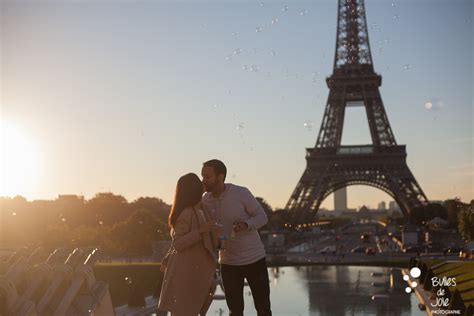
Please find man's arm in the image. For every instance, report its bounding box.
[240,187,268,231]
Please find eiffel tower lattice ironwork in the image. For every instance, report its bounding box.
[286,0,428,224]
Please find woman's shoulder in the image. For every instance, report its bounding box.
[173,207,195,230]
[179,206,194,218]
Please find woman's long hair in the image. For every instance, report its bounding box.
[168,173,203,227]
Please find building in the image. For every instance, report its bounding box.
[334,187,348,211]
[402,224,419,247]
[389,201,401,210]
[377,201,386,210]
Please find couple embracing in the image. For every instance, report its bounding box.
[158,159,272,316]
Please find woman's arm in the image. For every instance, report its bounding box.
[172,208,202,252]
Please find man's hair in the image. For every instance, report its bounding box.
[203,159,227,181]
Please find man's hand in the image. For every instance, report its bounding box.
[233,222,248,233]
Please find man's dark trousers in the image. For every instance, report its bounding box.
[221,257,272,316]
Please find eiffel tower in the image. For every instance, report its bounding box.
[286,0,428,224]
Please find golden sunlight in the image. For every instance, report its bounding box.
[0,121,41,197]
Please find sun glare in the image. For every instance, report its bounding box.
[0,121,41,197]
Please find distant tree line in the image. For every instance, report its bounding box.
[1,194,473,256]
[0,194,277,257]
[0,193,170,256]
[409,198,474,242]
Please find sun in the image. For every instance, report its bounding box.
[0,121,41,198]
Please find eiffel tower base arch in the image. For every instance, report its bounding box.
[286,145,428,224]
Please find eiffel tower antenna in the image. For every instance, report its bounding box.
[286,0,428,224]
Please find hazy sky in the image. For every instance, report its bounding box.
[1,0,472,210]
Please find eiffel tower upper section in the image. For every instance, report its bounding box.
[315,0,397,149]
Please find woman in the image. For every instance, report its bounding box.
[158,173,219,316]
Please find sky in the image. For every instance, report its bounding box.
[0,0,473,210]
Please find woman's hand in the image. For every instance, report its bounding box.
[199,221,219,233]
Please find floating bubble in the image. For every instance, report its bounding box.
[405,287,412,293]
[99,221,103,225]
[281,5,288,12]
[12,212,16,216]
[403,64,412,70]
[232,32,238,38]
[256,26,263,33]
[250,65,259,72]
[124,277,132,285]
[393,14,399,20]
[259,2,264,7]
[236,122,245,131]
[270,49,277,56]
[271,17,279,25]
[403,275,409,281]
[299,9,308,16]
[303,120,314,131]
[225,55,233,61]
[391,2,396,7]
[424,98,443,110]
[61,218,66,222]
[410,267,421,278]
[242,65,250,71]
[233,48,242,55]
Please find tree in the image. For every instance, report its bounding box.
[130,197,170,223]
[410,206,426,225]
[105,209,169,256]
[458,206,474,242]
[445,198,467,228]
[424,203,447,221]
[85,193,131,226]
[267,208,291,230]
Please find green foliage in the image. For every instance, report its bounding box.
[446,198,469,228]
[458,205,474,242]
[0,194,171,255]
[105,209,169,256]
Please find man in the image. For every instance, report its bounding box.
[201,159,272,316]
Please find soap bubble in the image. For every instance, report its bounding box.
[409,267,421,278]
